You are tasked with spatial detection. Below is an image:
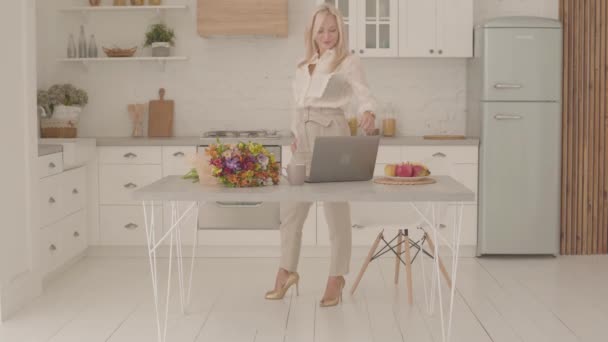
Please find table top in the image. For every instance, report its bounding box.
[133,176,475,203]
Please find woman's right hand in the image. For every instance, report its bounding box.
[291,139,298,153]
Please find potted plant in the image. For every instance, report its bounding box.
[37,84,88,138]
[144,23,175,57]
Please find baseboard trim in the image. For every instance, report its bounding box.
[0,270,42,322]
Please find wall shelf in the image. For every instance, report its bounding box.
[61,5,187,12]
[58,56,188,71]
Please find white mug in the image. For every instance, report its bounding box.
[284,163,306,186]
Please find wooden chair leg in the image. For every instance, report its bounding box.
[403,229,414,305]
[424,232,452,289]
[351,230,383,295]
[394,230,403,284]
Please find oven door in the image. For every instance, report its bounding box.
[196,145,282,230]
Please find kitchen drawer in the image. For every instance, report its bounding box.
[99,165,162,205]
[40,220,63,274]
[451,164,478,199]
[435,204,478,247]
[59,210,87,262]
[62,166,86,215]
[162,146,196,176]
[99,146,161,165]
[162,201,199,245]
[99,205,162,245]
[376,146,401,164]
[402,146,478,165]
[40,175,63,227]
[38,153,63,179]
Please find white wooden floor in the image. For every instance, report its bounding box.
[1,254,608,342]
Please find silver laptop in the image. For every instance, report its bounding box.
[306,136,380,183]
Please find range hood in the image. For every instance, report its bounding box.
[197,0,288,37]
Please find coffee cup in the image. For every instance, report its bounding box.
[285,163,306,186]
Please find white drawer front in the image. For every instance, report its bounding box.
[436,204,478,247]
[99,146,161,165]
[376,146,401,164]
[59,210,87,262]
[163,201,199,245]
[62,166,86,215]
[99,165,162,205]
[40,175,63,227]
[38,153,63,179]
[402,146,478,165]
[99,205,162,245]
[162,146,196,176]
[40,222,63,274]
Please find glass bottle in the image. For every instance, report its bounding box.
[88,34,98,58]
[78,25,87,58]
[67,34,76,58]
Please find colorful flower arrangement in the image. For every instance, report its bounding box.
[186,140,280,187]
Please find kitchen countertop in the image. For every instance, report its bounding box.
[38,144,63,156]
[94,136,479,147]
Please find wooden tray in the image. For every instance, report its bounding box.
[373,177,436,185]
[423,135,466,140]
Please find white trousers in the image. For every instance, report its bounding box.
[279,107,352,276]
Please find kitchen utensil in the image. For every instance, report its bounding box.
[148,88,174,137]
[128,104,145,137]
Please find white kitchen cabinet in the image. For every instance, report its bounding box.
[399,0,473,57]
[319,0,399,58]
[99,205,162,246]
[99,164,162,205]
[99,146,161,165]
[38,152,63,178]
[162,146,196,176]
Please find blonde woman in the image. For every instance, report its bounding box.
[265,4,377,307]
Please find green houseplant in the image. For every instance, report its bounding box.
[37,84,88,138]
[144,23,175,57]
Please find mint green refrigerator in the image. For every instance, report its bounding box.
[467,17,562,255]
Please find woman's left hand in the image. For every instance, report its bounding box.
[359,111,376,135]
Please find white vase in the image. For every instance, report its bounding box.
[151,42,171,57]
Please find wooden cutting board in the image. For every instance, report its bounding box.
[423,135,466,140]
[148,88,174,137]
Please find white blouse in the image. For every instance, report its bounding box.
[291,49,377,134]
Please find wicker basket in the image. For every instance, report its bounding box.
[103,46,137,58]
[40,105,81,138]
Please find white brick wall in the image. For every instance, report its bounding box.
[36,0,558,137]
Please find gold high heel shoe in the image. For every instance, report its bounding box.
[319,277,345,307]
[264,272,300,300]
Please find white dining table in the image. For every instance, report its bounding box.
[133,175,474,342]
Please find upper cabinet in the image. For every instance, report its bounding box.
[401,0,473,57]
[198,0,288,37]
[319,0,472,58]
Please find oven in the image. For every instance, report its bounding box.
[196,144,282,230]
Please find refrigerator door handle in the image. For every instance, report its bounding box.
[494,114,523,120]
[494,83,523,89]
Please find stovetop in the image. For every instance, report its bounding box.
[201,129,280,139]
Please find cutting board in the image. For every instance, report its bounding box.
[197,0,288,37]
[423,135,466,140]
[148,88,174,137]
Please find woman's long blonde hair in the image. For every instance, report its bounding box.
[299,4,349,72]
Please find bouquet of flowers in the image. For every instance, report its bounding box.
[183,140,280,187]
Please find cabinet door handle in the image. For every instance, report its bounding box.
[494,83,522,89]
[494,114,523,120]
[439,224,447,229]
[359,49,364,54]
[432,152,446,158]
[49,244,57,252]
[352,224,365,229]
[429,49,434,54]
[123,182,137,189]
[438,49,443,55]
[124,223,138,230]
[123,152,137,159]
[72,188,79,195]
[173,151,185,157]
[73,231,80,238]
[48,162,56,169]
[351,49,355,54]
[48,197,56,204]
